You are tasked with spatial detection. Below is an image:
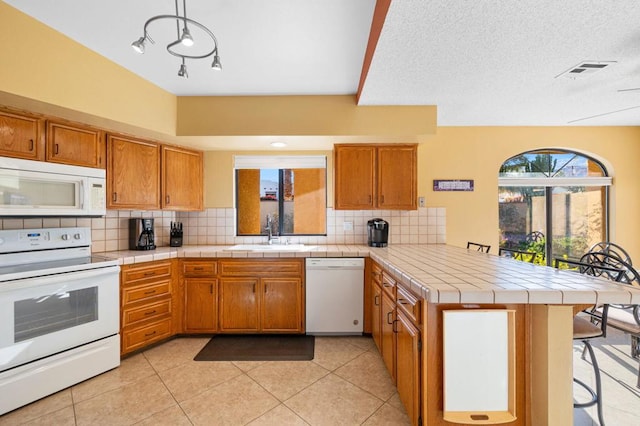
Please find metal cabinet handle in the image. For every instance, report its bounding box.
[374,295,380,306]
[398,299,408,305]
[194,267,204,271]
[144,289,156,295]
[264,284,268,293]
[392,319,398,333]
[387,311,394,324]
[144,331,157,337]
[55,143,59,155]
[165,195,170,204]
[29,139,34,151]
[144,310,157,316]
[253,283,256,293]
[112,192,117,202]
[368,195,372,203]
[210,284,213,294]
[144,272,155,276]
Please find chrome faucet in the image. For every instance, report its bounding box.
[265,214,276,244]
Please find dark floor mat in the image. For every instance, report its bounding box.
[194,334,315,361]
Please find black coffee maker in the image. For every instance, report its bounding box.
[129,218,156,250]
[367,218,389,247]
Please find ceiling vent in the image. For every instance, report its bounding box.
[555,61,616,80]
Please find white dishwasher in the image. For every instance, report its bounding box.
[305,258,365,335]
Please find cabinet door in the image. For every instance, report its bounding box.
[0,109,44,160]
[107,134,160,209]
[396,311,421,426]
[372,280,382,352]
[46,121,105,168]
[381,291,396,382]
[184,278,217,332]
[162,145,203,211]
[219,278,260,332]
[261,278,302,332]
[334,145,376,209]
[377,145,417,210]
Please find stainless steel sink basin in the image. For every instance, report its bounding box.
[225,244,316,251]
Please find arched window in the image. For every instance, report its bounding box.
[498,149,611,265]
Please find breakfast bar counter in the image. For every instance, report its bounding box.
[102,243,640,306]
[101,244,640,425]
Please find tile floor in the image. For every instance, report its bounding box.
[1,331,638,425]
[0,336,410,426]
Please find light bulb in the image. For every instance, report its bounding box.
[131,37,146,54]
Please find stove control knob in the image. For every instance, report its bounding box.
[61,234,69,241]
[74,233,82,240]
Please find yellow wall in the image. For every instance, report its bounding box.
[178,96,436,137]
[0,1,176,136]
[419,127,640,261]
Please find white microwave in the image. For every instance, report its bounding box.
[0,157,106,217]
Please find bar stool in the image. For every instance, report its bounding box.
[573,309,608,426]
[555,258,613,425]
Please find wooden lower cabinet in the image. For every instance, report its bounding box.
[218,259,304,333]
[369,261,423,426]
[371,279,382,352]
[219,278,260,332]
[184,278,218,332]
[396,311,421,426]
[120,260,173,355]
[219,277,303,332]
[381,291,396,381]
[262,278,303,331]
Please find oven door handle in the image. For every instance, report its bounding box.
[0,265,120,292]
[79,180,85,210]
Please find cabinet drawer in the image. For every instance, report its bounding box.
[122,261,171,284]
[122,279,171,305]
[122,299,172,327]
[381,272,396,297]
[219,259,303,276]
[122,318,172,354]
[182,260,217,277]
[396,285,421,325]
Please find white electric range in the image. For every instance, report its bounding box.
[0,227,120,415]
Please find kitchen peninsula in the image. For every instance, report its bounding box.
[102,244,640,426]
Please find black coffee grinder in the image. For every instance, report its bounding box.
[129,218,156,250]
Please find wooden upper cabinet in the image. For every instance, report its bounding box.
[46,120,106,168]
[107,134,160,209]
[0,108,45,161]
[161,145,203,211]
[334,144,417,210]
[334,145,376,209]
[377,145,417,210]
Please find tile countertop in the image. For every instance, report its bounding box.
[98,244,640,306]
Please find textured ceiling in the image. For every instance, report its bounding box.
[4,0,640,131]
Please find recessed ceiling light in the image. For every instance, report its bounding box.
[270,142,287,148]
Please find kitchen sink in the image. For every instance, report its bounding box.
[225,244,317,251]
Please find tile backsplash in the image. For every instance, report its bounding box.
[0,207,446,252]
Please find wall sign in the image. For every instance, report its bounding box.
[433,179,474,192]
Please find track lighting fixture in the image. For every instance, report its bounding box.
[131,0,221,78]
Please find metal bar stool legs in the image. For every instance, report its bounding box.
[574,339,605,426]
